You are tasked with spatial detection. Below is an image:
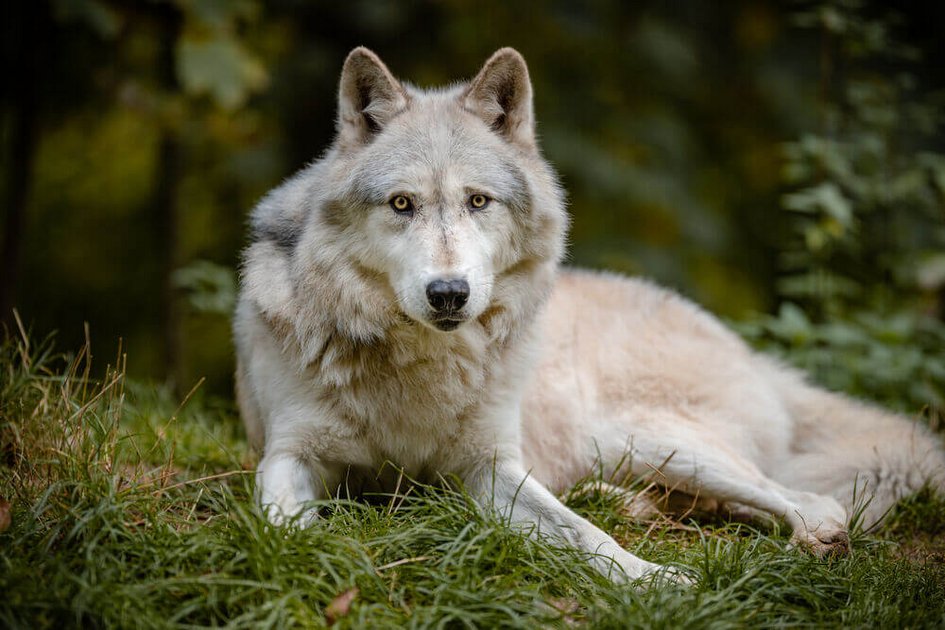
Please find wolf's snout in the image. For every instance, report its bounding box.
[426,279,469,313]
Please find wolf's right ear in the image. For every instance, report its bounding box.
[463,48,535,149]
[337,47,408,146]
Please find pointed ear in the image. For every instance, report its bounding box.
[337,47,408,145]
[463,48,535,148]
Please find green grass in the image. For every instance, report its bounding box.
[1,333,944,629]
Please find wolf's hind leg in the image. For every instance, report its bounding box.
[568,481,664,521]
[574,481,770,525]
[599,414,850,557]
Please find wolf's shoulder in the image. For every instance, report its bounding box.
[247,155,337,252]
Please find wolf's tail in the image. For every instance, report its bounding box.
[763,359,945,530]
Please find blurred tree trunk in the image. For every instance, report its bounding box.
[153,6,183,391]
[0,3,45,329]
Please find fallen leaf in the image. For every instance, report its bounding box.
[325,587,359,626]
[0,498,10,533]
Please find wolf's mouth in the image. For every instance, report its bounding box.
[432,318,464,331]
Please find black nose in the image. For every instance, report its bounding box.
[426,279,470,312]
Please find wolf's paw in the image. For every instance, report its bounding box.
[645,565,695,587]
[790,522,850,558]
[606,554,693,587]
[785,491,850,557]
[262,503,319,529]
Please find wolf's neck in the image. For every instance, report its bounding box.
[299,314,500,389]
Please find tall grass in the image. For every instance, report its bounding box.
[1,328,943,628]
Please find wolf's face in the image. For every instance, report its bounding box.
[326,48,547,332]
[339,100,534,331]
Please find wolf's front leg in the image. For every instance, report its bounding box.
[467,461,675,583]
[256,449,327,526]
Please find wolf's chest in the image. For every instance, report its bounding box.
[313,326,493,469]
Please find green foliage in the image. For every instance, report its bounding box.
[743,0,945,421]
[2,336,944,628]
[172,259,237,316]
[739,304,945,415]
[176,0,268,109]
[779,1,945,312]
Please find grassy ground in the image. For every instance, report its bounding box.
[1,332,944,629]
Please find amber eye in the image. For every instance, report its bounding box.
[469,194,490,210]
[389,195,414,215]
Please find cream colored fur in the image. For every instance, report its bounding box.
[234,47,945,583]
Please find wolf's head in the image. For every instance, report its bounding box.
[245,49,567,356]
[315,47,566,334]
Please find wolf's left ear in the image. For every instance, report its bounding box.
[463,48,535,149]
[338,47,408,145]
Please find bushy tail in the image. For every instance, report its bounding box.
[767,362,945,530]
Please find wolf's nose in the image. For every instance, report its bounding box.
[426,279,470,312]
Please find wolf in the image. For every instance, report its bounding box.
[234,46,945,582]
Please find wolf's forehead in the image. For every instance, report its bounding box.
[349,101,527,203]
[396,97,496,168]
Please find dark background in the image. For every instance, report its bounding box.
[2,0,944,402]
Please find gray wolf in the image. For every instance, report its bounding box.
[234,47,945,582]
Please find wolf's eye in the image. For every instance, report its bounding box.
[468,194,490,210]
[389,195,414,215]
